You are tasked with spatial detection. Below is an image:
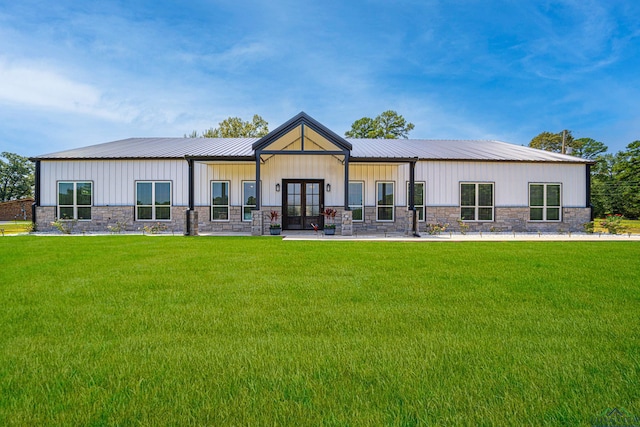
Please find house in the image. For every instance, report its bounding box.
[31,112,593,235]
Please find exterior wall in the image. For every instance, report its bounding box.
[39,159,189,206]
[0,198,33,221]
[36,156,590,234]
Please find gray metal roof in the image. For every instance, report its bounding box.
[33,137,590,163]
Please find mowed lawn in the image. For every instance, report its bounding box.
[1,237,639,426]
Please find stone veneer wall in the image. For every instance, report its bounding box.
[195,206,252,233]
[35,205,592,234]
[35,206,187,234]
[425,206,591,233]
[352,206,416,235]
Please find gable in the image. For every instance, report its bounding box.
[252,111,352,154]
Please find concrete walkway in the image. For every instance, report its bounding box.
[279,230,640,242]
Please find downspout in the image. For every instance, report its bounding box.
[586,163,593,220]
[409,159,420,237]
[185,158,194,236]
[255,150,261,210]
[32,160,40,228]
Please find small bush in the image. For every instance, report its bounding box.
[600,214,626,235]
[51,218,77,234]
[426,222,449,235]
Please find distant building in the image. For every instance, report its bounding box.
[0,198,34,221]
[31,112,592,235]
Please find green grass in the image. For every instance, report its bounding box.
[1,237,639,426]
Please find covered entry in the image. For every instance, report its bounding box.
[282,179,324,230]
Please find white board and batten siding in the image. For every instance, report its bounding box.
[351,161,587,208]
[40,157,588,210]
[39,160,189,206]
[194,156,346,207]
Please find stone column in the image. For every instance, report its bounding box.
[185,209,199,236]
[251,209,263,236]
[405,209,414,236]
[341,210,353,236]
[190,210,198,236]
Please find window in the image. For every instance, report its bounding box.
[348,181,364,222]
[136,181,171,221]
[376,182,395,221]
[407,181,425,221]
[242,181,257,221]
[58,181,92,220]
[212,181,230,221]
[530,183,561,221]
[460,183,494,221]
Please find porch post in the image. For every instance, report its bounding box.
[255,151,261,210]
[343,154,350,210]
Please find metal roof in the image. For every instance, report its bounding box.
[33,137,590,164]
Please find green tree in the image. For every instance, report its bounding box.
[345,110,415,139]
[590,153,622,218]
[529,130,574,153]
[188,115,269,138]
[0,152,34,202]
[613,141,640,218]
[572,138,608,160]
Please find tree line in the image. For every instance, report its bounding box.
[529,130,640,219]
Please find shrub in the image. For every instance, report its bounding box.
[600,214,626,235]
[426,222,449,235]
[583,221,595,234]
[457,220,470,235]
[51,218,77,234]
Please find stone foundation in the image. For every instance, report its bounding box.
[35,206,187,234]
[425,206,591,233]
[352,206,415,235]
[34,205,592,234]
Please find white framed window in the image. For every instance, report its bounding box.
[376,181,395,221]
[460,182,494,221]
[211,181,230,221]
[136,181,171,221]
[348,181,364,222]
[58,181,92,220]
[529,183,561,221]
[242,181,257,221]
[407,181,425,221]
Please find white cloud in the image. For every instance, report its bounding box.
[0,58,127,121]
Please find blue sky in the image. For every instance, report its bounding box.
[1,0,639,157]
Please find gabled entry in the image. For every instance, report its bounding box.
[251,112,351,211]
[282,179,324,230]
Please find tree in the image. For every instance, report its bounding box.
[590,153,622,218]
[345,110,415,139]
[187,114,269,138]
[572,138,608,160]
[613,141,640,218]
[528,130,574,153]
[0,152,34,202]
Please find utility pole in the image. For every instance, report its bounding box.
[561,130,566,154]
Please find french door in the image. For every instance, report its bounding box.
[282,180,324,230]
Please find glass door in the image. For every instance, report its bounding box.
[283,180,324,230]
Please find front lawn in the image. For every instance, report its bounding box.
[1,237,638,425]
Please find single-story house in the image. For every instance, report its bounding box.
[31,112,593,235]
